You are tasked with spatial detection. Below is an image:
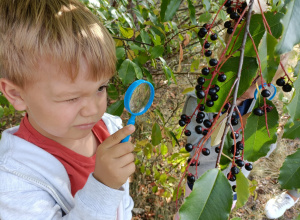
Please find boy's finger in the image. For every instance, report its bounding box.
[100,125,135,149]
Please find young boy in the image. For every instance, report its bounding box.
[0,0,135,219]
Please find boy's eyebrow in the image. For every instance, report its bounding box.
[55,80,110,98]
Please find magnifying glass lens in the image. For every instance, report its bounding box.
[129,83,151,113]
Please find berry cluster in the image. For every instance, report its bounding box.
[276,77,293,92]
[223,1,247,34]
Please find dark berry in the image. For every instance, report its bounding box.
[218,74,227,82]
[195,125,202,134]
[185,143,193,152]
[245,163,253,171]
[179,120,185,127]
[205,50,212,57]
[242,2,247,8]
[224,21,231,28]
[266,106,273,112]
[227,27,234,34]
[204,42,210,49]
[211,93,219,101]
[261,89,271,97]
[235,159,245,167]
[230,12,240,20]
[202,148,210,156]
[230,132,239,139]
[196,118,203,124]
[208,88,217,95]
[231,118,239,126]
[195,84,202,91]
[198,31,205,38]
[213,114,218,118]
[232,185,236,192]
[197,111,205,119]
[202,129,208,135]
[202,67,210,75]
[196,90,205,99]
[181,114,188,121]
[210,33,218,41]
[199,27,208,35]
[229,174,236,181]
[224,103,231,110]
[190,160,196,166]
[187,174,196,184]
[209,59,218,66]
[197,77,205,85]
[225,0,232,7]
[237,7,244,14]
[215,147,220,153]
[230,148,240,156]
[187,158,191,164]
[232,111,238,118]
[226,7,234,14]
[206,100,214,107]
[203,119,212,128]
[231,166,240,175]
[236,141,244,150]
[214,85,220,92]
[199,104,205,111]
[276,78,285,86]
[253,108,264,116]
[184,130,191,136]
[282,84,292,92]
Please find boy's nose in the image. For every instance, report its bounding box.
[81,96,100,117]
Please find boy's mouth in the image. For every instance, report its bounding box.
[74,122,97,129]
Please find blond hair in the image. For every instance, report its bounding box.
[0,0,116,88]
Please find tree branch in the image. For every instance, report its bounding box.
[216,0,255,168]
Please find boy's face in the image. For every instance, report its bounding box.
[20,57,110,143]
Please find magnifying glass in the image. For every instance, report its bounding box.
[254,83,277,100]
[121,79,155,143]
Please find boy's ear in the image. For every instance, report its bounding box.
[0,78,27,111]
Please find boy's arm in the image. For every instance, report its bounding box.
[0,171,126,220]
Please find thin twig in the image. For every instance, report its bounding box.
[113,36,153,46]
[216,0,255,167]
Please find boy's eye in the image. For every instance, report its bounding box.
[98,85,108,92]
[66,97,79,102]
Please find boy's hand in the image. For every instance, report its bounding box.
[93,125,136,189]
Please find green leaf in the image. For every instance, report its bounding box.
[179,169,232,220]
[203,57,258,112]
[106,100,124,116]
[287,75,300,120]
[144,143,153,159]
[152,123,162,146]
[258,32,280,83]
[116,47,125,60]
[202,0,211,11]
[161,143,168,155]
[294,59,300,77]
[283,120,300,139]
[276,0,300,54]
[150,45,164,59]
[244,100,278,162]
[160,0,182,22]
[218,9,227,21]
[278,148,300,189]
[235,172,250,209]
[0,95,9,106]
[228,12,283,57]
[0,106,4,118]
[118,59,142,85]
[294,214,300,220]
[107,84,119,100]
[119,25,134,39]
[187,0,196,25]
[198,12,212,23]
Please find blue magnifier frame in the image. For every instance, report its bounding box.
[254,83,277,101]
[121,79,155,143]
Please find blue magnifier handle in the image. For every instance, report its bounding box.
[121,115,136,143]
